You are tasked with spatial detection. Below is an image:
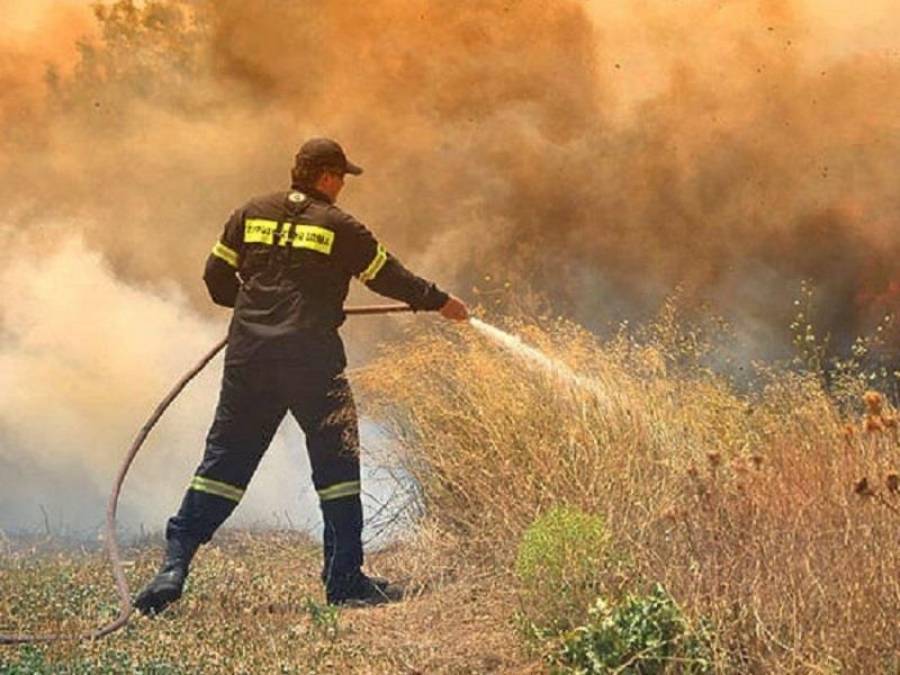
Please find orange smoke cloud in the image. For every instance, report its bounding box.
[1,0,898,345]
[209,0,900,343]
[0,2,93,126]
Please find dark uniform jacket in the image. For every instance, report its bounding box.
[203,187,448,369]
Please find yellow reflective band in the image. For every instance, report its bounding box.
[211,241,239,268]
[317,480,361,502]
[189,476,244,503]
[277,222,293,247]
[244,219,335,255]
[292,224,335,255]
[244,218,278,245]
[358,244,387,283]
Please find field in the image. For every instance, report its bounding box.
[1,529,522,673]
[2,310,899,673]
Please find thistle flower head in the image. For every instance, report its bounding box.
[863,391,884,415]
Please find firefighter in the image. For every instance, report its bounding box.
[134,138,469,614]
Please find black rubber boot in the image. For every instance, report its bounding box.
[134,536,198,616]
[326,571,406,607]
[320,496,364,590]
[320,496,403,606]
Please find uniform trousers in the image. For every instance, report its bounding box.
[166,361,364,589]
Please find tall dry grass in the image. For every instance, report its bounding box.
[358,310,900,673]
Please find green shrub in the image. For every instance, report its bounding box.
[553,584,713,674]
[516,505,609,633]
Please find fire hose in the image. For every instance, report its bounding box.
[0,303,415,645]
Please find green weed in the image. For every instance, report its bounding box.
[515,506,610,634]
[552,585,713,674]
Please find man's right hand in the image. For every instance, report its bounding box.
[439,295,469,321]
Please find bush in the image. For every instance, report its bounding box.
[553,584,713,674]
[516,505,609,633]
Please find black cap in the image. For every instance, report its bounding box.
[295,138,363,176]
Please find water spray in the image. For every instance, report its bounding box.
[468,318,608,401]
[0,303,415,646]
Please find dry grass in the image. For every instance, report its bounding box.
[1,528,526,673]
[2,310,899,673]
[359,312,900,673]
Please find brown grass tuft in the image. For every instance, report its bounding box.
[864,415,885,434]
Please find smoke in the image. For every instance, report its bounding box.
[1,0,899,531]
[5,0,899,332]
[0,233,400,536]
[201,0,900,349]
[0,1,93,124]
[0,234,293,535]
